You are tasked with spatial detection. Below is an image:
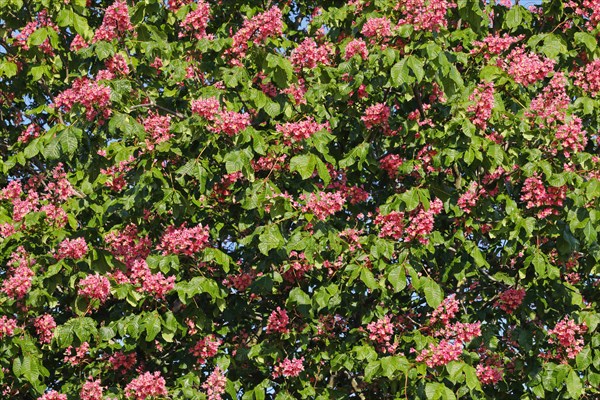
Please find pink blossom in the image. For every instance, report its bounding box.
[56,237,88,260]
[34,314,56,344]
[143,111,173,150]
[404,198,443,245]
[344,39,369,60]
[547,317,587,360]
[362,103,390,130]
[457,182,480,213]
[158,224,210,256]
[375,211,405,240]
[191,97,221,119]
[202,367,227,400]
[267,307,290,334]
[430,294,460,325]
[415,339,462,367]
[367,315,397,354]
[468,82,495,131]
[209,110,251,136]
[276,117,329,142]
[495,287,526,314]
[0,223,16,238]
[0,316,18,339]
[361,17,392,39]
[476,364,504,385]
[13,10,59,56]
[526,72,569,127]
[106,54,130,76]
[572,59,600,96]
[108,351,137,373]
[379,154,404,178]
[78,274,111,304]
[272,357,304,378]
[80,377,103,400]
[191,334,222,364]
[125,371,168,400]
[471,33,523,59]
[1,247,35,300]
[37,391,67,400]
[556,116,587,157]
[283,79,307,105]
[105,224,151,265]
[63,342,90,366]
[18,124,40,144]
[520,174,566,218]
[436,321,482,343]
[70,34,88,51]
[300,191,346,220]
[571,0,600,31]
[229,6,283,59]
[180,0,211,39]
[93,1,134,43]
[53,78,112,122]
[504,46,555,86]
[396,0,457,32]
[289,38,332,70]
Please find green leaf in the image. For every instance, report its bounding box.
[258,224,284,255]
[574,32,597,52]
[388,266,407,292]
[290,154,316,180]
[406,56,425,82]
[145,312,162,341]
[364,360,380,382]
[566,369,583,398]
[423,278,443,308]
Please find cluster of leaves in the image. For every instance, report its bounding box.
[1,0,600,398]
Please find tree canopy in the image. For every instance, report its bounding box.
[1,0,600,399]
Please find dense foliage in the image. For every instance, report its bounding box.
[1,0,600,398]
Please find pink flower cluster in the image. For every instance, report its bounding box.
[80,377,103,400]
[504,46,555,86]
[34,314,56,344]
[71,34,88,51]
[56,237,88,260]
[300,191,346,220]
[526,72,569,127]
[78,274,111,304]
[344,39,369,60]
[18,124,40,144]
[272,357,304,378]
[143,111,173,151]
[108,351,137,373]
[435,321,482,343]
[556,116,587,156]
[37,391,67,400]
[222,270,255,291]
[191,334,222,364]
[93,0,134,43]
[1,246,35,300]
[362,103,390,130]
[63,342,90,366]
[430,294,460,326]
[396,0,457,32]
[520,174,567,218]
[13,10,58,56]
[467,82,495,131]
[572,59,600,96]
[267,307,290,334]
[289,38,332,70]
[569,0,600,31]
[105,224,151,265]
[127,259,176,299]
[457,182,481,214]
[229,6,283,59]
[53,78,112,122]
[476,364,504,385]
[470,33,523,60]
[282,251,312,282]
[124,371,168,400]
[415,339,463,368]
[367,315,397,354]
[379,154,404,178]
[404,198,443,244]
[361,17,393,41]
[275,117,329,143]
[191,97,251,136]
[202,367,227,400]
[495,287,526,314]
[158,224,210,256]
[0,316,17,339]
[100,156,135,192]
[547,317,587,360]
[179,0,211,40]
[375,210,405,240]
